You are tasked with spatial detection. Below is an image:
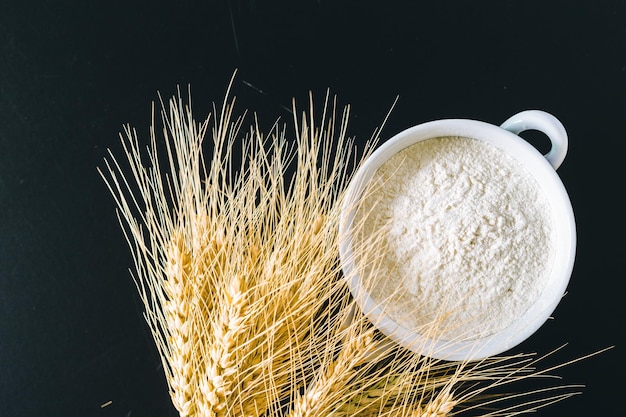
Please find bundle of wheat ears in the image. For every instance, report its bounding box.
[100,78,593,416]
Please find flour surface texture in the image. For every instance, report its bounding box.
[355,136,555,341]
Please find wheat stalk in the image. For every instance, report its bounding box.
[100,76,599,417]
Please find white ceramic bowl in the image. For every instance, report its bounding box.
[339,110,576,361]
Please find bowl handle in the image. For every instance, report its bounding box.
[500,110,568,170]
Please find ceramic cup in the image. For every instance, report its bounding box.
[338,110,576,361]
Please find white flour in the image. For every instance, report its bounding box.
[355,136,555,341]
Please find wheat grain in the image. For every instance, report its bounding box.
[411,389,456,417]
[163,234,199,416]
[288,327,376,417]
[197,272,248,415]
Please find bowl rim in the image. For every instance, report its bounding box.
[338,118,576,361]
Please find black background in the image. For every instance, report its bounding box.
[1,1,623,416]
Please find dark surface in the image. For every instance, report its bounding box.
[0,1,623,416]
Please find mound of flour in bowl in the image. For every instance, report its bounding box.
[355,136,556,341]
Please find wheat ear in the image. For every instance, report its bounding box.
[101,81,382,416]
